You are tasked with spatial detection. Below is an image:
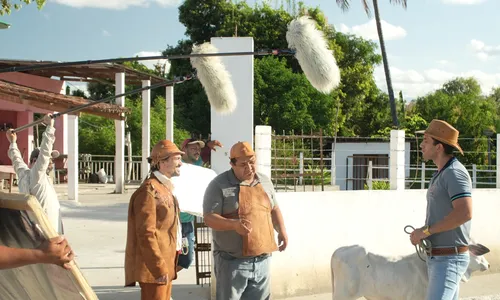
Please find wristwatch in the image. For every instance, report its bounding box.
[423,226,431,236]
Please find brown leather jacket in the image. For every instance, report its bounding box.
[124,173,179,286]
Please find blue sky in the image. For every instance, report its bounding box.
[1,0,499,99]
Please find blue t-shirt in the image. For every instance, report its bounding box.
[425,157,472,247]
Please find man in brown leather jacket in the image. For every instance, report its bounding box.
[124,140,184,300]
[203,141,288,300]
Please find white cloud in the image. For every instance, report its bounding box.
[134,51,171,73]
[437,59,452,66]
[374,66,500,99]
[337,19,407,41]
[50,0,181,10]
[469,39,500,61]
[441,0,486,4]
[102,29,111,37]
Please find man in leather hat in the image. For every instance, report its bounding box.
[5,113,63,234]
[410,119,478,300]
[124,139,184,300]
[203,141,288,300]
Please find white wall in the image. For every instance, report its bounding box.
[333,142,411,190]
[268,189,500,298]
[210,37,254,175]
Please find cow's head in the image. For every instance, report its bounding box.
[461,243,490,282]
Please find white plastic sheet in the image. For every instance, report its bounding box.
[171,163,217,217]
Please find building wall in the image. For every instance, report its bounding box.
[333,142,411,190]
[209,37,254,175]
[268,189,500,298]
[0,73,66,168]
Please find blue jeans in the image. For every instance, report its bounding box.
[177,221,195,269]
[214,251,271,300]
[426,252,470,300]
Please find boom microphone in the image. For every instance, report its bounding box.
[190,42,237,114]
[286,16,341,94]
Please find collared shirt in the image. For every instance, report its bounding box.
[203,170,278,258]
[425,157,472,247]
[8,126,62,234]
[153,171,182,251]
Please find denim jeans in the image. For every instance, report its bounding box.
[214,251,271,300]
[426,252,470,300]
[177,221,195,269]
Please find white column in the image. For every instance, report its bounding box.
[254,125,272,179]
[166,85,174,142]
[115,73,125,194]
[210,37,254,175]
[496,134,500,188]
[67,115,78,201]
[142,80,151,180]
[389,129,406,190]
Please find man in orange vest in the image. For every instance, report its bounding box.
[203,141,288,300]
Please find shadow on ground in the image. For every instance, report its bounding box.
[93,284,210,300]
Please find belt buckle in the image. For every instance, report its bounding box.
[454,246,458,255]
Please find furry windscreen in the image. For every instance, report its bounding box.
[190,42,237,114]
[286,16,341,94]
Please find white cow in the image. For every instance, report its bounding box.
[330,243,490,300]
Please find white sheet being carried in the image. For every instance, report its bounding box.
[171,163,217,217]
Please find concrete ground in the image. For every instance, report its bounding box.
[10,183,500,300]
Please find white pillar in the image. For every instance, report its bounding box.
[210,37,254,175]
[254,125,272,179]
[67,115,78,201]
[166,85,174,142]
[496,134,500,188]
[115,73,125,194]
[142,80,151,180]
[389,129,406,190]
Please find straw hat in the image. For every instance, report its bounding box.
[417,119,463,155]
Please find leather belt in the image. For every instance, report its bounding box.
[427,246,468,256]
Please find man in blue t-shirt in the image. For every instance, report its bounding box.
[410,119,473,300]
[176,138,222,272]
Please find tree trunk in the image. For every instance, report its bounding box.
[372,0,399,128]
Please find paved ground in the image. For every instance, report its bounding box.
[10,183,500,300]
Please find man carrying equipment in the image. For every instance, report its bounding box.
[6,113,63,234]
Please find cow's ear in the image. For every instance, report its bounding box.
[470,244,489,256]
[477,243,490,255]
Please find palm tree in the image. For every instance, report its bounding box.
[336,0,407,128]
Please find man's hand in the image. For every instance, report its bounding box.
[38,236,74,270]
[42,114,54,127]
[410,228,428,246]
[207,140,223,151]
[278,231,288,251]
[155,274,169,283]
[6,129,16,143]
[235,219,252,236]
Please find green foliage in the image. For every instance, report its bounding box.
[1,0,45,15]
[364,180,390,190]
[413,77,497,166]
[78,96,191,156]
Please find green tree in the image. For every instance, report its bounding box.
[1,0,45,15]
[169,1,387,137]
[335,0,408,128]
[412,77,498,166]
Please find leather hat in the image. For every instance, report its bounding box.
[230,141,255,159]
[148,140,184,164]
